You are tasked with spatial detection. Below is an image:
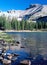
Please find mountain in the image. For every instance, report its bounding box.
[22,4,47,21]
[0,4,47,21]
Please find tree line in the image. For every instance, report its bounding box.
[0,16,47,30]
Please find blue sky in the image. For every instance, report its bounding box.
[0,0,47,11]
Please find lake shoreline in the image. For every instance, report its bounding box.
[0,30,47,32]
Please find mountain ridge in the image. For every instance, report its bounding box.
[0,4,47,21]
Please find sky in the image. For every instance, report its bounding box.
[0,0,47,11]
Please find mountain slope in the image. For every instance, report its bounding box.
[0,4,47,21]
[22,4,47,20]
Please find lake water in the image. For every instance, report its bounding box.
[0,32,47,65]
[6,32,47,57]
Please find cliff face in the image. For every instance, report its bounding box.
[23,4,47,20]
[0,4,47,21]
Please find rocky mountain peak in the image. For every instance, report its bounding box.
[0,4,47,21]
